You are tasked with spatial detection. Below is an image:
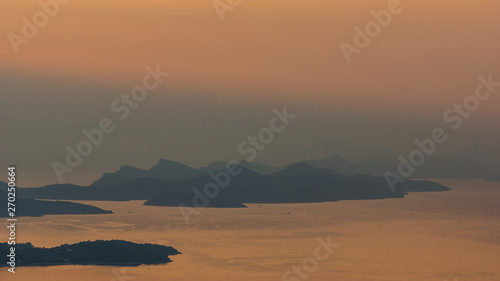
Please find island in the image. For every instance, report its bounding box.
[10,161,452,207]
[0,240,180,267]
[0,189,112,217]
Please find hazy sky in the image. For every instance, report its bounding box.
[1,0,499,186]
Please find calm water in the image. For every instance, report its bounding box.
[2,179,500,281]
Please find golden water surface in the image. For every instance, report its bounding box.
[1,179,499,281]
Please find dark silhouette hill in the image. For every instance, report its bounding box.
[399,180,454,192]
[18,179,185,201]
[271,162,344,177]
[305,155,358,175]
[0,189,112,217]
[202,160,283,175]
[90,159,205,188]
[15,162,451,207]
[90,165,150,188]
[201,160,229,172]
[305,147,500,179]
[15,183,102,200]
[0,240,180,267]
[86,150,500,190]
[106,177,186,200]
[148,158,205,181]
[166,166,450,204]
[237,160,282,175]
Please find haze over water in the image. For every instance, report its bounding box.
[2,0,500,186]
[2,1,499,280]
[2,179,499,281]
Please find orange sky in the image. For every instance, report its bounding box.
[2,0,499,110]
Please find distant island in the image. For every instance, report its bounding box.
[0,240,180,267]
[11,159,451,208]
[87,149,500,185]
[0,189,112,217]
